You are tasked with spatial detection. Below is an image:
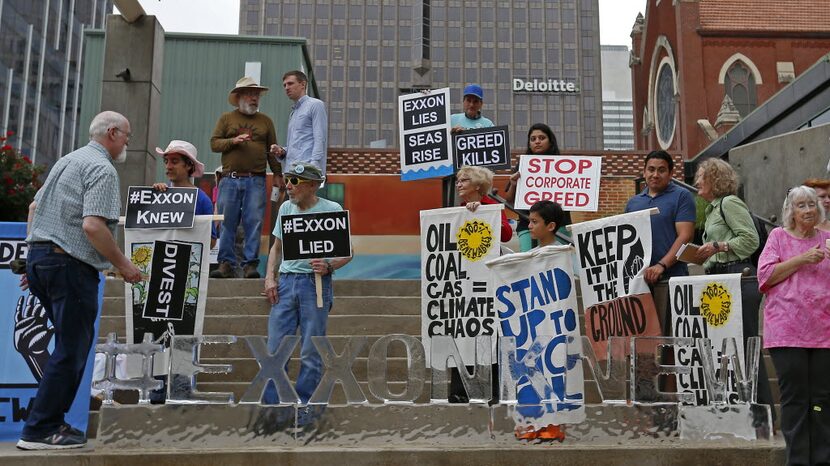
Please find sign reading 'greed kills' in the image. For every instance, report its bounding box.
[125,186,198,229]
[452,126,511,170]
[281,211,352,261]
[514,155,602,211]
[398,89,453,181]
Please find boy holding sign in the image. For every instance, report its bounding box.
[263,163,352,404]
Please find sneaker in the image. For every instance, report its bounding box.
[210,261,234,279]
[243,263,260,279]
[17,424,87,450]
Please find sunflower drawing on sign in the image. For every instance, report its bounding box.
[130,243,153,306]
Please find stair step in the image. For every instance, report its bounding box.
[106,277,420,297]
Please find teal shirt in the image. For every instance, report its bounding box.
[702,195,759,269]
[273,197,343,273]
[450,113,494,130]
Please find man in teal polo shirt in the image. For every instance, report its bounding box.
[450,84,495,132]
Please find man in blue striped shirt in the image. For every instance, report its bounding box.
[274,70,328,179]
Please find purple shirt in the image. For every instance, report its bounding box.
[758,227,830,349]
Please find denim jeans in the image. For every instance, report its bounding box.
[22,243,100,438]
[264,273,333,404]
[217,176,266,267]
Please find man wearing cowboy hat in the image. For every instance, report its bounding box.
[210,76,282,279]
[152,140,216,247]
[263,162,352,405]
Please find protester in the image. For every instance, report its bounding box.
[693,157,774,414]
[263,163,351,407]
[151,140,215,247]
[210,76,282,279]
[17,111,142,450]
[803,178,830,231]
[457,165,512,243]
[450,84,494,132]
[625,150,696,283]
[504,124,569,251]
[273,70,328,176]
[758,186,830,465]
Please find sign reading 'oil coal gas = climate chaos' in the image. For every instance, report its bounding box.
[398,88,453,181]
[513,155,602,211]
[452,125,511,170]
[281,211,352,261]
[125,186,198,229]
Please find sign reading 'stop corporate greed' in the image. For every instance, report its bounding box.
[513,155,602,211]
[281,211,352,261]
[125,186,198,229]
[398,89,453,181]
[452,125,511,170]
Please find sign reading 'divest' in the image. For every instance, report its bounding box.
[512,78,579,94]
[281,211,352,261]
[125,187,198,229]
[514,155,602,211]
[452,125,511,170]
[143,240,191,321]
[398,88,453,181]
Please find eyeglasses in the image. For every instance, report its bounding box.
[284,176,313,186]
[457,177,471,184]
[112,127,131,138]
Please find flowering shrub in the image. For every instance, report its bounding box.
[0,132,45,222]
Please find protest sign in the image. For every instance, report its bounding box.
[452,125,511,170]
[0,223,99,441]
[486,245,586,427]
[280,211,351,261]
[125,186,198,229]
[513,155,602,211]
[669,274,744,405]
[584,293,661,360]
[124,217,211,353]
[398,88,453,181]
[420,205,502,365]
[570,210,652,308]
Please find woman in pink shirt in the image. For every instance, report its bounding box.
[758,186,830,466]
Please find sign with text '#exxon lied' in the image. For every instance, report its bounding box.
[398,88,453,181]
[281,211,352,261]
[125,186,198,229]
[513,155,602,211]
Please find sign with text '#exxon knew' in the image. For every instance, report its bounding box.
[398,88,453,181]
[125,186,198,229]
[281,211,352,261]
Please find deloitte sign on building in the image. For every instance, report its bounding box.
[513,78,579,94]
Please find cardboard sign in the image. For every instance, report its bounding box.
[452,125,511,170]
[281,211,352,261]
[125,186,198,229]
[420,205,502,366]
[398,89,453,181]
[143,240,192,321]
[514,155,602,211]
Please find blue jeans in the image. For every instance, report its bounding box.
[264,273,333,404]
[217,176,265,266]
[22,243,100,438]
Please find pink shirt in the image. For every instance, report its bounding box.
[758,227,830,349]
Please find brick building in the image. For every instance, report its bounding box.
[630,0,830,162]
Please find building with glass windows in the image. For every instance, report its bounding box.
[630,0,830,160]
[0,0,112,168]
[600,45,634,150]
[239,0,603,151]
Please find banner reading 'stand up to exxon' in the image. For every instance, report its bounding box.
[570,211,662,359]
[513,155,602,211]
[420,205,502,366]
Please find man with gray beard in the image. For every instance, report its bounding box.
[210,77,282,279]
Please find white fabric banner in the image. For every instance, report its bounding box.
[570,210,652,309]
[486,245,586,427]
[669,273,744,405]
[420,205,502,366]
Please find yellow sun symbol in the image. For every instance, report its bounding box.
[699,283,732,327]
[456,220,494,261]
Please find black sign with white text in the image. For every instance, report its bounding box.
[125,186,198,229]
[0,240,27,269]
[452,125,511,170]
[143,240,191,321]
[403,129,450,166]
[281,211,352,261]
[401,92,448,132]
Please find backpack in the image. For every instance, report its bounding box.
[718,196,769,268]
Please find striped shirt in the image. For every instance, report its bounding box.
[28,141,121,270]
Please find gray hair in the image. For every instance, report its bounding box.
[89,111,128,140]
[457,165,493,195]
[782,185,826,229]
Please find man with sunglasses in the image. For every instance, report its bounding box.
[263,163,352,405]
[210,76,282,279]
